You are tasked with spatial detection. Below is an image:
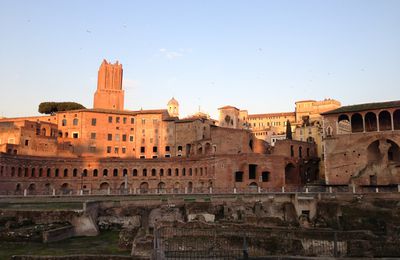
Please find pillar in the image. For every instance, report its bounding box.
[52,189,56,196]
[282,186,285,193]
[233,188,237,194]
[23,189,27,197]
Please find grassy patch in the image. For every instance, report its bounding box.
[0,230,130,259]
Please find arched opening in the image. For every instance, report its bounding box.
[123,169,128,176]
[93,169,98,177]
[167,168,172,176]
[290,145,294,157]
[100,182,110,190]
[73,118,79,126]
[351,113,363,133]
[132,169,138,176]
[188,182,193,193]
[64,169,68,177]
[119,182,127,191]
[73,168,78,177]
[387,140,400,162]
[15,183,21,193]
[249,182,258,192]
[82,169,88,177]
[61,183,70,194]
[367,140,381,163]
[379,110,392,131]
[394,109,400,130]
[158,182,166,193]
[285,163,298,185]
[338,114,351,134]
[11,167,15,177]
[197,144,203,155]
[365,112,377,132]
[175,168,179,176]
[44,183,52,195]
[205,143,212,154]
[139,182,149,194]
[113,169,118,177]
[298,147,302,158]
[42,128,47,136]
[103,169,108,177]
[174,182,180,193]
[151,169,156,176]
[27,183,36,194]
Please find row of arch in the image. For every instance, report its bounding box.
[0,165,211,179]
[337,109,400,134]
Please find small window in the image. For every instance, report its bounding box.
[93,169,98,177]
[165,146,170,152]
[25,140,29,146]
[178,146,183,152]
[89,146,96,152]
[151,169,156,176]
[116,117,120,123]
[165,154,171,158]
[122,147,126,153]
[132,169,138,176]
[142,119,146,124]
[235,171,243,182]
[153,146,158,152]
[152,155,158,158]
[262,171,270,182]
[122,134,127,141]
[140,155,145,159]
[115,134,120,141]
[107,134,112,141]
[129,135,134,142]
[143,169,147,176]
[90,133,96,139]
[91,118,97,126]
[140,146,145,153]
[114,147,119,154]
[123,117,127,124]
[73,132,79,139]
[108,116,113,123]
[103,169,108,176]
[113,169,118,177]
[131,118,135,124]
[62,119,67,126]
[73,118,78,126]
[107,146,111,153]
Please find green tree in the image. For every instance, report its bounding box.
[38,102,86,114]
[286,120,292,140]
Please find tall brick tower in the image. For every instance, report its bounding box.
[93,59,124,110]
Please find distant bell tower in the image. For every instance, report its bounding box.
[167,97,179,118]
[93,59,124,110]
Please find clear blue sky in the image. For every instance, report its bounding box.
[0,0,399,119]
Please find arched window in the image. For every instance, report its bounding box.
[83,169,88,177]
[73,118,79,126]
[167,168,172,176]
[73,168,78,177]
[379,110,392,131]
[62,119,67,126]
[175,168,179,176]
[365,112,377,132]
[132,169,138,176]
[103,169,108,177]
[113,169,118,177]
[142,169,147,176]
[160,169,164,176]
[151,169,156,176]
[351,113,364,133]
[93,169,98,177]
[63,169,68,177]
[123,169,128,176]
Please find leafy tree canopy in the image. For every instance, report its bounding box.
[38,102,86,114]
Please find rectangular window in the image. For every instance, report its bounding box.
[89,146,96,152]
[90,132,96,139]
[25,140,29,146]
[91,118,97,126]
[249,164,257,179]
[73,132,79,139]
[235,171,243,182]
[129,135,134,142]
[108,116,113,123]
[141,119,146,124]
[107,146,111,153]
[123,117,127,124]
[262,171,270,182]
[114,147,119,154]
[131,117,134,124]
[107,134,112,141]
[152,155,158,159]
[116,117,120,123]
[140,146,145,153]
[140,155,145,159]
[165,146,170,152]
[153,146,158,152]
[115,134,120,141]
[122,134,127,141]
[165,154,171,158]
[122,147,126,153]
